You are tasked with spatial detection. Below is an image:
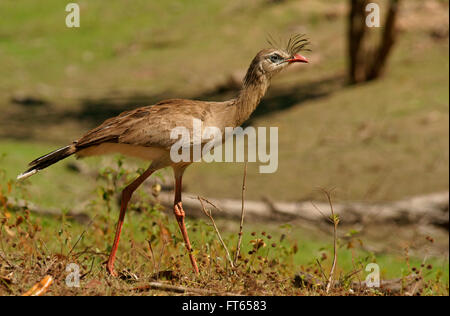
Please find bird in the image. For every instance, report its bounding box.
[17,34,310,277]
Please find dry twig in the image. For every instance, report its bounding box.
[324,190,339,294]
[234,162,248,265]
[68,215,97,256]
[198,197,234,269]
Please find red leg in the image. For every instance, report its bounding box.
[106,167,154,276]
[174,172,199,275]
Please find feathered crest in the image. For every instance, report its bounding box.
[267,33,311,56]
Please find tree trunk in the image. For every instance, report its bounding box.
[348,0,368,83]
[366,0,400,80]
[348,0,401,83]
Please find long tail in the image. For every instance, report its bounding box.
[17,144,76,180]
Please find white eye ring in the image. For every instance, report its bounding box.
[269,54,282,63]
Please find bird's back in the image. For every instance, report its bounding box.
[76,98,237,153]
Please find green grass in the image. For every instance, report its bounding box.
[1,0,448,203]
[28,210,450,281]
[0,0,326,95]
[1,163,448,295]
[0,0,448,295]
[0,141,98,208]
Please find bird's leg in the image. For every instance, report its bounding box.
[173,174,199,275]
[106,167,154,277]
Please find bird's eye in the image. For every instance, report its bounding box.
[270,54,282,63]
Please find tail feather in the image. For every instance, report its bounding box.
[17,144,76,180]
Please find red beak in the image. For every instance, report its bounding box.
[286,54,309,64]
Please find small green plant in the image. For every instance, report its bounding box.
[0,159,447,296]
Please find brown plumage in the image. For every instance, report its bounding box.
[17,35,310,276]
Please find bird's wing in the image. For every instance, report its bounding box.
[75,106,152,150]
[75,99,217,151]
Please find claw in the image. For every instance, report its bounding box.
[174,202,185,218]
[107,263,118,277]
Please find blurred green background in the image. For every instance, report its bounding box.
[0,0,448,294]
[0,0,448,207]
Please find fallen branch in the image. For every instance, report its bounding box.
[157,192,449,229]
[133,282,240,296]
[7,191,448,229]
[294,272,422,295]
[6,197,90,224]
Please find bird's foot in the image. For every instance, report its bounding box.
[106,262,118,277]
[174,202,185,218]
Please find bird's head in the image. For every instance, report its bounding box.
[244,34,310,86]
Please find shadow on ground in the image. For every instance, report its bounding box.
[0,75,345,141]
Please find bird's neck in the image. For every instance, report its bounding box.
[234,74,270,126]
